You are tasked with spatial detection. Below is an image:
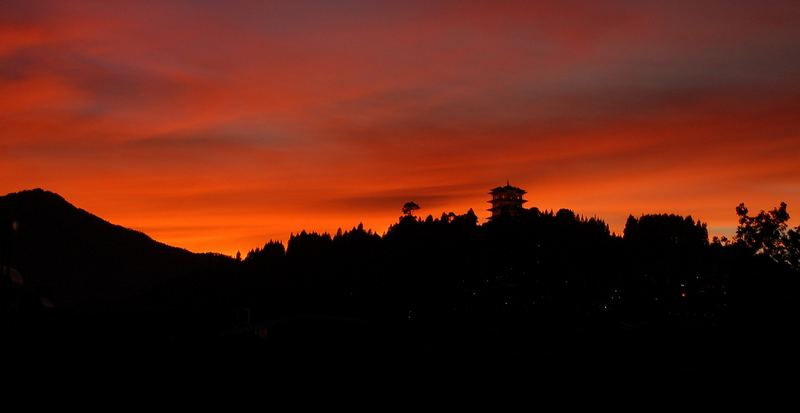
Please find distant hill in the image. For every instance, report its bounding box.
[1,189,796,374]
[0,189,231,307]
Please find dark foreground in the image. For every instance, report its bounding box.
[2,190,797,379]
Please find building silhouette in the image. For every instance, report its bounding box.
[488,181,527,219]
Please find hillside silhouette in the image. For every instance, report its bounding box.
[0,189,231,308]
[1,188,798,374]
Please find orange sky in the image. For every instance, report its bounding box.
[2,0,799,255]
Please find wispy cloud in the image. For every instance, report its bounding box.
[2,0,799,254]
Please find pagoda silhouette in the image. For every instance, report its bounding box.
[488,181,527,219]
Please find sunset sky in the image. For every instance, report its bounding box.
[2,0,799,255]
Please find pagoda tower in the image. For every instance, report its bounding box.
[488,181,527,219]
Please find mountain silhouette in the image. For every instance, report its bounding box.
[1,188,797,376]
[0,188,230,307]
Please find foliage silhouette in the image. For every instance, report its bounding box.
[1,188,797,374]
[735,202,800,271]
[402,201,420,217]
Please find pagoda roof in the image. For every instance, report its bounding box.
[489,183,526,195]
[488,198,527,204]
[488,202,527,211]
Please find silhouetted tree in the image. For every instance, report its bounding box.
[402,201,420,216]
[245,240,286,266]
[735,202,800,271]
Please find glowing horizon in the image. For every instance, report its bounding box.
[2,1,799,255]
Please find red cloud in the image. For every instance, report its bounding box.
[2,1,799,254]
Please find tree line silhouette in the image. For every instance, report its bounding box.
[232,201,796,368]
[1,189,798,371]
